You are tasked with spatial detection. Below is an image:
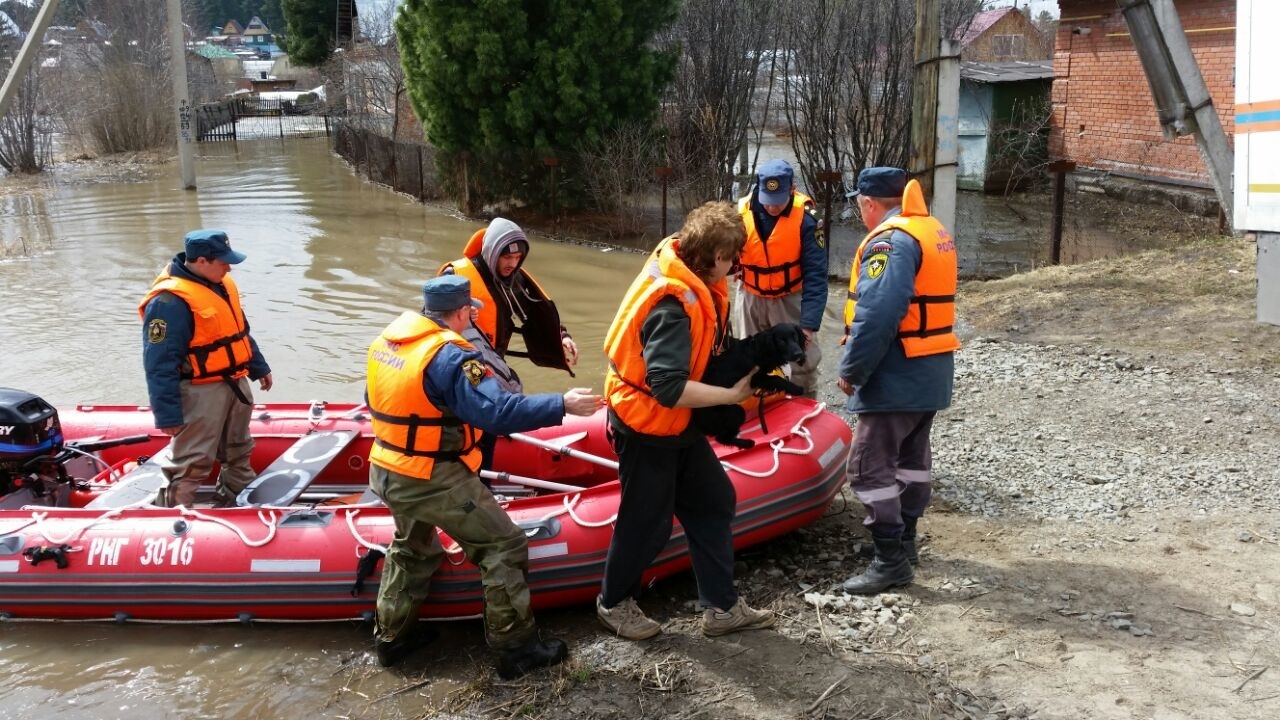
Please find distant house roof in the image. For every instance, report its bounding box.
[220,19,245,36]
[244,15,271,36]
[960,60,1054,83]
[955,7,1019,48]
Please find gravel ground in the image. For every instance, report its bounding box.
[934,338,1280,522]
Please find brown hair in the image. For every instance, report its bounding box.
[675,201,746,279]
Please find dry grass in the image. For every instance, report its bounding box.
[959,234,1280,370]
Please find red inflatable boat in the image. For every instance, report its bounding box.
[0,393,850,622]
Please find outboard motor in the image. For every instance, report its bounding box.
[0,388,65,500]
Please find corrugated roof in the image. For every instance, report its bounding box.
[960,60,1054,83]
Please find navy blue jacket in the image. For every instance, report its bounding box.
[423,324,565,436]
[838,210,954,414]
[141,255,271,428]
[748,191,828,331]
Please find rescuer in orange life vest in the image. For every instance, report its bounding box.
[139,230,273,508]
[365,274,603,675]
[735,158,827,395]
[837,167,959,595]
[596,201,776,641]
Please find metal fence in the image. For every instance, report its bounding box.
[197,97,334,142]
[332,120,442,201]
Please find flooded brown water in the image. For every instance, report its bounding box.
[0,137,640,719]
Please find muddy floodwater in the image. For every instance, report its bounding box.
[0,138,642,719]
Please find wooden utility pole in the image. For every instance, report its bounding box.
[0,0,61,121]
[909,0,941,203]
[166,0,196,189]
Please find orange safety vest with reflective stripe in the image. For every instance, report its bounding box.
[736,191,813,297]
[366,311,482,479]
[604,237,728,436]
[138,270,254,383]
[843,180,961,358]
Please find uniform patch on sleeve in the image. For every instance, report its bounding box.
[147,319,167,343]
[866,252,889,280]
[807,206,826,249]
[462,359,488,386]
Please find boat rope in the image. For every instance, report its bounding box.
[342,508,388,555]
[539,493,617,528]
[720,402,825,478]
[24,509,127,546]
[179,507,280,548]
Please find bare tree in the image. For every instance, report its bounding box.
[575,120,662,238]
[45,0,175,155]
[342,0,406,140]
[0,8,53,173]
[658,0,779,210]
[779,0,989,199]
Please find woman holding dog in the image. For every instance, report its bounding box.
[596,201,777,641]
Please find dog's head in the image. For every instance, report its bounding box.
[750,323,806,369]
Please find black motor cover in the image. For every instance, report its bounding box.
[0,388,63,463]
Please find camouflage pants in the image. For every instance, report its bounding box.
[159,377,256,507]
[369,462,535,650]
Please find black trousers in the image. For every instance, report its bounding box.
[600,428,738,611]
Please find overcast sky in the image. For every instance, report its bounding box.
[990,0,1060,17]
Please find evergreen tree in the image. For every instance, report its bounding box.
[397,0,677,207]
[281,0,335,67]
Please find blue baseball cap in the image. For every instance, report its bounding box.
[184,229,246,264]
[423,275,484,312]
[756,159,795,205]
[852,167,907,199]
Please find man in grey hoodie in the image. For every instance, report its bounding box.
[439,218,580,470]
[440,218,579,372]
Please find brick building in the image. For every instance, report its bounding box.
[1050,0,1236,188]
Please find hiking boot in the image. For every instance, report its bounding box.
[702,598,776,637]
[374,624,439,668]
[495,638,569,679]
[843,535,914,595]
[596,596,662,640]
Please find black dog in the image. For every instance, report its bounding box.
[693,323,807,449]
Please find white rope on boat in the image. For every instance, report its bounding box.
[539,493,617,528]
[27,509,127,545]
[719,402,826,478]
[178,507,280,548]
[342,508,387,555]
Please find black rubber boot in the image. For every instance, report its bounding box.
[496,638,569,680]
[843,535,914,595]
[858,523,920,565]
[901,516,920,565]
[375,624,440,668]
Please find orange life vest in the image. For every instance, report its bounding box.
[138,269,254,384]
[736,191,813,297]
[843,180,961,358]
[366,311,482,479]
[604,237,728,436]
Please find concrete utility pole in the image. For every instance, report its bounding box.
[932,39,961,232]
[0,0,61,121]
[909,0,941,203]
[166,0,196,189]
[1119,0,1233,225]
